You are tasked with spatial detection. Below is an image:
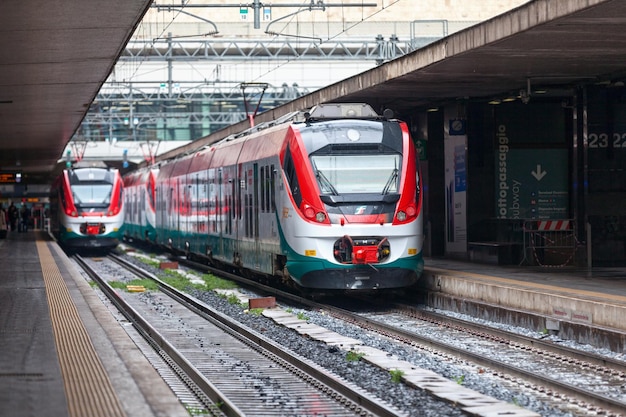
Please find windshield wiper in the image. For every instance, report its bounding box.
[312,160,339,195]
[382,168,398,195]
[316,169,339,195]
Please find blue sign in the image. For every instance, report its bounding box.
[449,119,466,135]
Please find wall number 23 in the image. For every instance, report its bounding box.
[588,132,626,148]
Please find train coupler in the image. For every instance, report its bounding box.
[80,222,105,235]
[333,235,390,264]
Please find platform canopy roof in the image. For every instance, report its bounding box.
[0,0,152,184]
[1,0,626,180]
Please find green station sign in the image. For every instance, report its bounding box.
[495,147,568,220]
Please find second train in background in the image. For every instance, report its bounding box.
[49,162,125,250]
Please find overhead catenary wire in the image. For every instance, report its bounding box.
[124,0,403,87]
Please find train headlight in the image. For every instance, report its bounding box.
[406,204,416,217]
[396,211,407,222]
[315,212,327,223]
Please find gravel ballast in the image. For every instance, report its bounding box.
[119,252,580,416]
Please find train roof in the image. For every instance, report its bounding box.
[155,102,395,169]
[67,166,118,183]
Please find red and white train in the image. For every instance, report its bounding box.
[125,103,424,291]
[49,163,125,250]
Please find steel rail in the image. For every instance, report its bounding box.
[167,254,626,416]
[396,305,626,374]
[323,303,626,416]
[74,254,242,417]
[108,253,405,417]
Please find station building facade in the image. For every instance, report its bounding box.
[416,83,626,267]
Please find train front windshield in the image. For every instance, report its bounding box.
[72,184,112,209]
[301,120,405,197]
[311,154,400,195]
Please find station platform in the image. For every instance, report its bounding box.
[419,257,626,351]
[0,230,188,417]
[2,231,625,417]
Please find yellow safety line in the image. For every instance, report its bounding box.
[37,241,126,417]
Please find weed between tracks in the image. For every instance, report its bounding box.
[109,279,158,291]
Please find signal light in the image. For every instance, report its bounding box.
[301,203,328,223]
[303,205,315,219]
[395,203,417,224]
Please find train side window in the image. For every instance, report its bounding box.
[260,166,265,213]
[245,194,250,237]
[253,163,259,238]
[237,172,243,220]
[230,173,236,220]
[227,195,232,234]
[270,164,276,213]
[264,164,270,213]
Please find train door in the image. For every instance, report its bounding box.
[222,164,236,264]
[126,179,133,236]
[179,176,187,245]
[183,175,193,248]
[217,167,225,261]
[139,180,145,231]
[257,161,279,274]
[176,177,184,248]
[238,162,259,270]
[252,163,260,268]
[191,174,198,254]
[191,172,208,255]
[224,162,244,268]
[167,180,177,247]
[155,181,166,245]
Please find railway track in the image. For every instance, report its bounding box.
[330,302,626,416]
[74,253,405,417]
[162,252,626,416]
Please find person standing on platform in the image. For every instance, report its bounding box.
[19,204,30,232]
[0,204,7,238]
[7,202,17,232]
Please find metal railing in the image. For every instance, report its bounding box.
[522,219,578,267]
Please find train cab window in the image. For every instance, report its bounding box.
[72,184,113,208]
[282,146,302,206]
[59,189,68,210]
[147,174,156,209]
[310,153,401,195]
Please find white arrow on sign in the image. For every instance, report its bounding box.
[531,164,547,181]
